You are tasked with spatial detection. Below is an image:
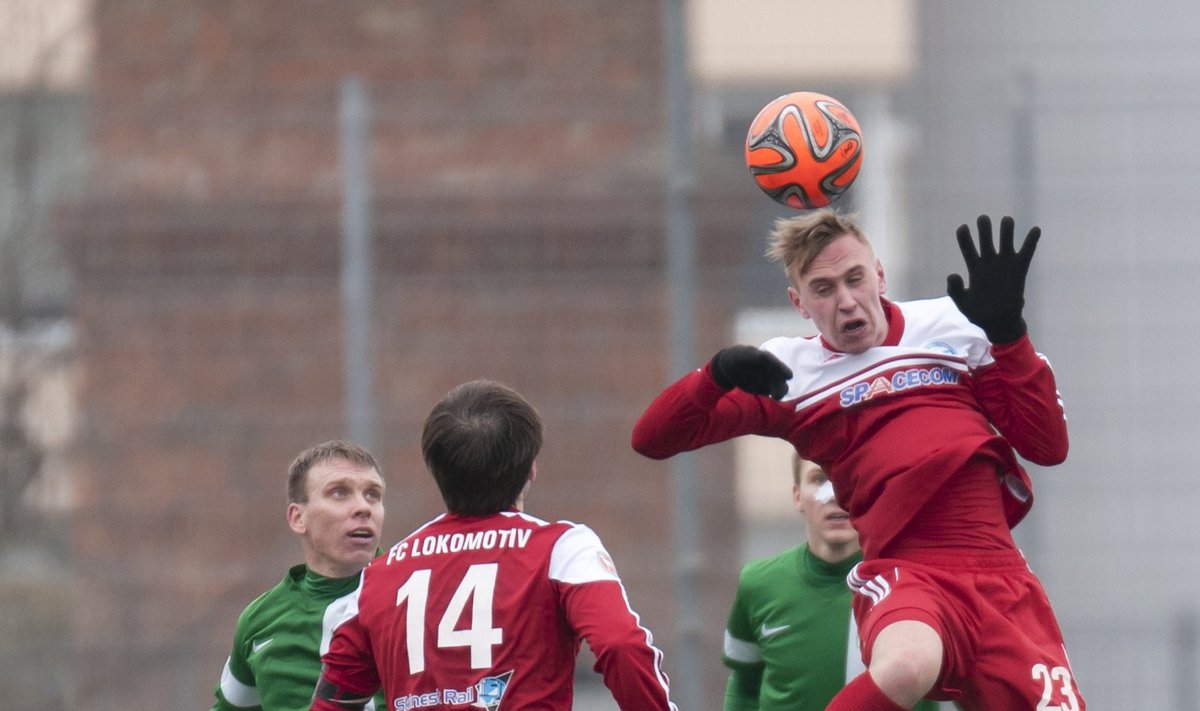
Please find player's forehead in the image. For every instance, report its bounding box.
[799,233,873,281]
[306,457,383,491]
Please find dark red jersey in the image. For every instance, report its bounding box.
[632,297,1068,559]
[314,511,675,711]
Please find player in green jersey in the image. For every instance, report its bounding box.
[722,456,939,711]
[211,440,386,711]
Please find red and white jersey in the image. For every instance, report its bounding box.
[316,511,675,711]
[632,297,1068,559]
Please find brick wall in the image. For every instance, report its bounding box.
[61,1,747,707]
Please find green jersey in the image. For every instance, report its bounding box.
[212,564,380,711]
[722,544,937,711]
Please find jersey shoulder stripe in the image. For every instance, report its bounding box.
[548,522,619,584]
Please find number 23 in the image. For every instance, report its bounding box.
[1032,662,1080,711]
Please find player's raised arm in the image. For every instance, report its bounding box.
[946,214,1040,345]
[630,349,787,460]
[710,345,794,400]
[947,215,1068,465]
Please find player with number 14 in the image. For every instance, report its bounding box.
[312,380,675,711]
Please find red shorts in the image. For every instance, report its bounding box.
[848,550,1085,710]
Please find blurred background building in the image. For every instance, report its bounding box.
[2,0,1199,709]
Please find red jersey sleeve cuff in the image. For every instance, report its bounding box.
[987,334,1047,375]
[698,362,734,403]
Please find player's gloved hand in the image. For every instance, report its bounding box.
[709,345,793,400]
[946,215,1041,344]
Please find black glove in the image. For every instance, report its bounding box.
[946,215,1041,344]
[710,346,793,400]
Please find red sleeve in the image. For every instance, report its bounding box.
[310,616,379,711]
[559,580,676,711]
[970,334,1069,465]
[631,364,778,459]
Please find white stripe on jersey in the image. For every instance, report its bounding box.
[845,612,865,682]
[320,573,364,655]
[847,563,868,590]
[218,657,260,707]
[548,524,620,584]
[760,296,997,405]
[846,563,893,605]
[788,353,970,411]
[863,576,891,604]
[723,630,762,664]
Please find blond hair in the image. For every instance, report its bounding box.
[766,208,873,285]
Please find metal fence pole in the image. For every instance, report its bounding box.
[1172,610,1198,711]
[661,0,702,707]
[338,76,376,450]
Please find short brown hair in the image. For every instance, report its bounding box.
[421,379,543,516]
[766,208,872,285]
[287,440,380,504]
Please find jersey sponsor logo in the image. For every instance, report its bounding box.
[597,550,617,576]
[760,622,789,638]
[387,528,533,564]
[838,365,960,407]
[923,340,958,355]
[392,670,514,711]
[394,690,439,710]
[474,670,513,711]
[249,638,274,655]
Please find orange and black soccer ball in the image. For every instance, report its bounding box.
[745,91,864,210]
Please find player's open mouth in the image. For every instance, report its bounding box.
[842,319,866,336]
[348,528,375,540]
[825,512,850,521]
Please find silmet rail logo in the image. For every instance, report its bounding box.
[473,670,513,711]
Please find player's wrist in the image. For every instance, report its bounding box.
[981,317,1027,344]
[708,354,736,390]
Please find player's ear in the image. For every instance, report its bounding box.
[788,286,811,320]
[287,502,306,535]
[514,463,536,512]
[876,259,887,295]
[792,482,805,514]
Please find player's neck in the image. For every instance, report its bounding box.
[809,538,860,565]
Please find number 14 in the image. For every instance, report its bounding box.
[394,563,503,674]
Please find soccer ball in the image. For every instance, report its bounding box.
[745,91,864,210]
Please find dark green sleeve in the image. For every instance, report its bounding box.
[722,567,764,710]
[723,664,763,711]
[211,608,263,711]
[722,569,761,667]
